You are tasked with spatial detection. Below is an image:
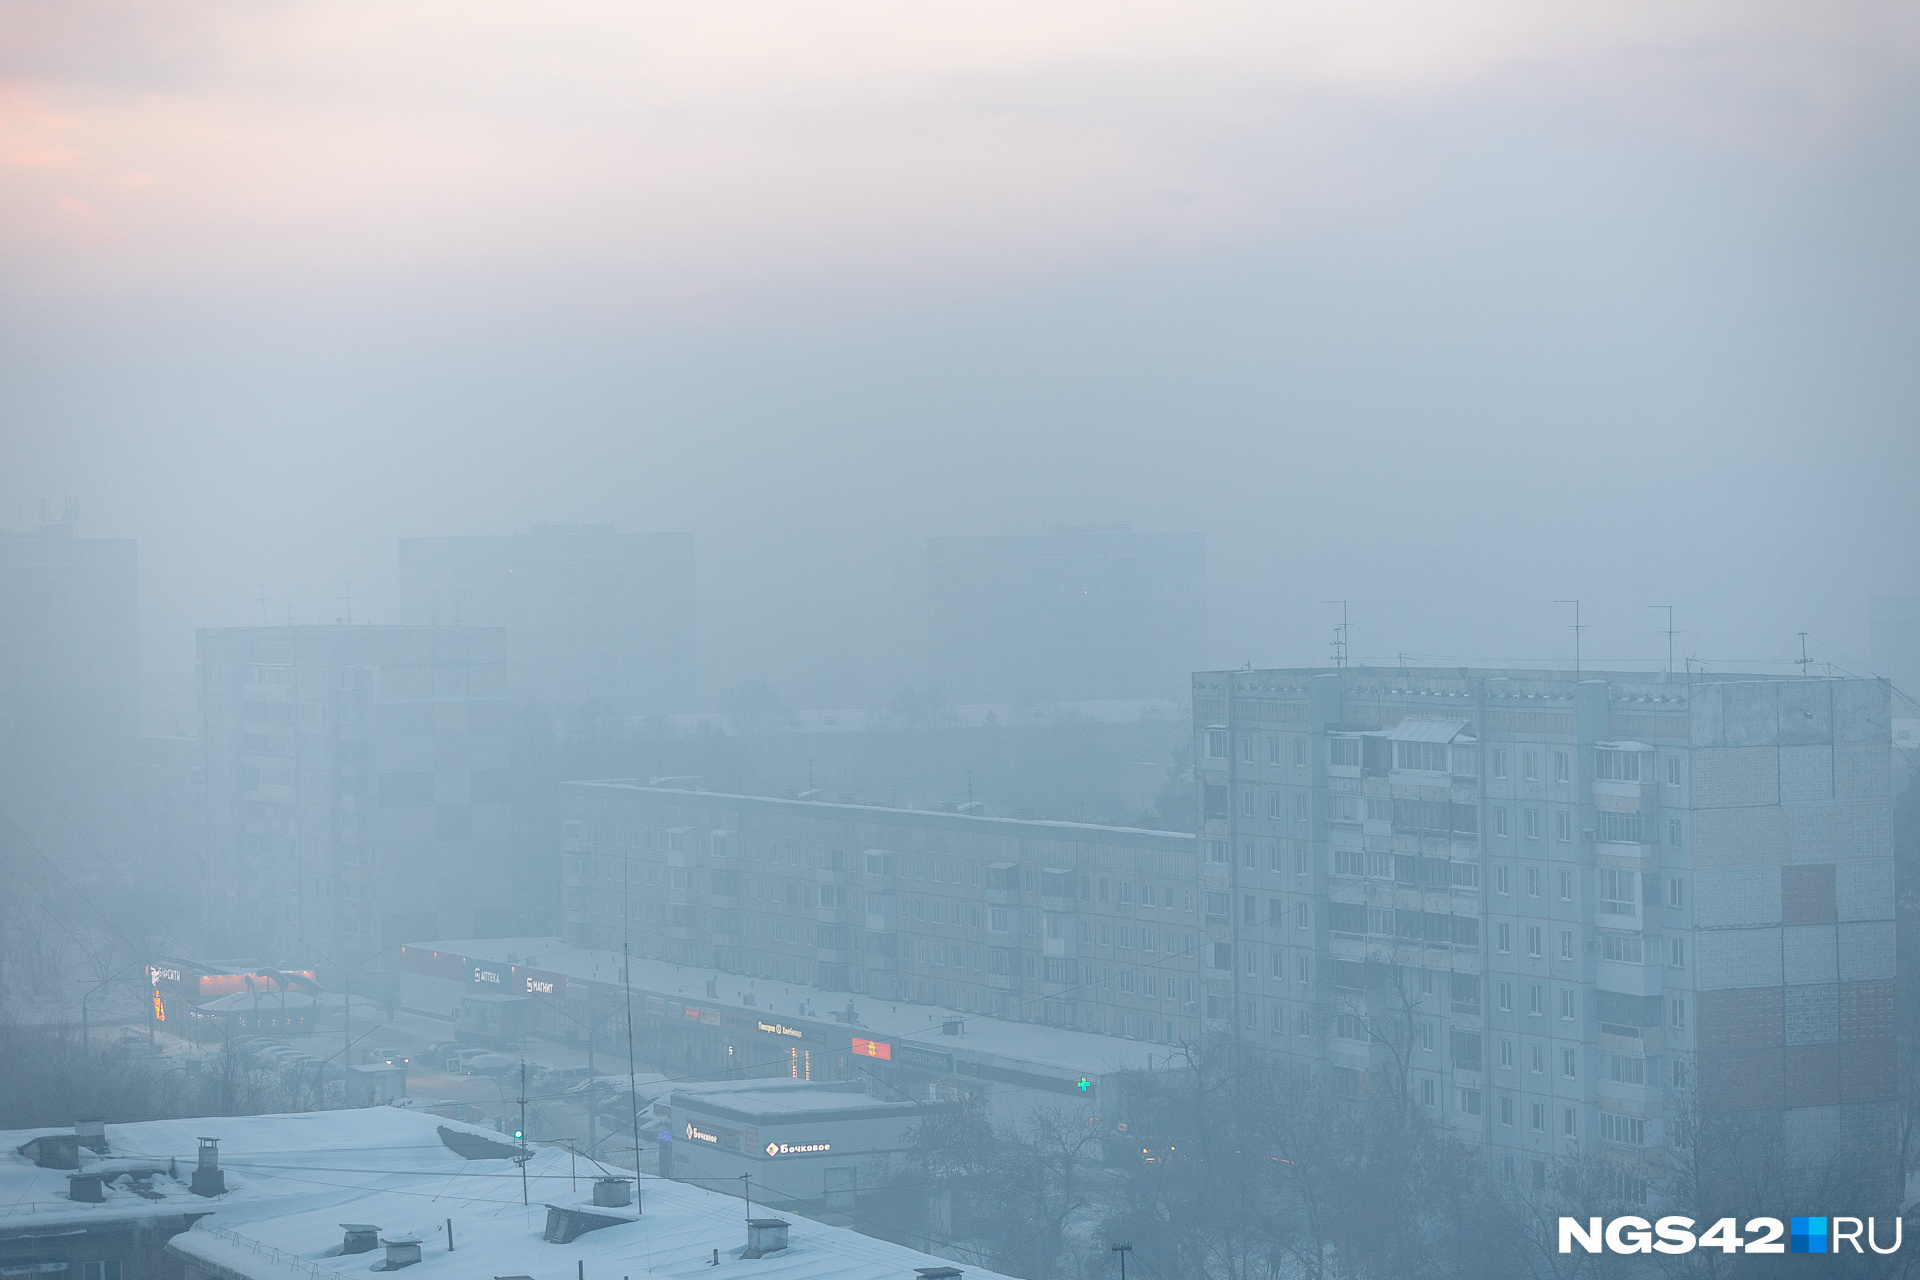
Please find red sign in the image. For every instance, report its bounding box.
[851,1037,891,1060]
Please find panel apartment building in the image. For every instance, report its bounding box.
[1192,666,1895,1193]
[199,626,517,976]
[559,784,1202,1042]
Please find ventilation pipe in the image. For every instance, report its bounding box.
[190,1137,226,1196]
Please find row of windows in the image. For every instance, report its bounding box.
[1216,733,1684,790]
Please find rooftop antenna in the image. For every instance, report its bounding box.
[1796,632,1813,675]
[1649,605,1677,677]
[1555,600,1585,679]
[1322,600,1349,669]
[621,845,644,1212]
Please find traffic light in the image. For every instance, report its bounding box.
[513,1128,523,1140]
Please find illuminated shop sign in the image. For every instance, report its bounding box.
[685,1122,720,1145]
[757,1020,803,1039]
[149,966,182,985]
[525,977,555,995]
[851,1037,891,1060]
[471,967,503,985]
[764,1141,830,1156]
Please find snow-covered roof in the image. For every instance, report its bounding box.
[414,938,1184,1084]
[3,1109,1015,1280]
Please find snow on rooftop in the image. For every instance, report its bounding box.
[4,1109,1015,1280]
[416,938,1180,1081]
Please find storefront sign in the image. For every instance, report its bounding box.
[851,1037,891,1060]
[471,966,504,986]
[149,966,182,985]
[764,1140,830,1156]
[895,1045,953,1072]
[685,1122,720,1145]
[757,1020,803,1039]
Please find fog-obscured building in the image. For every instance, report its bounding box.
[0,503,139,862]
[198,626,516,979]
[1193,665,1895,1196]
[1869,595,1919,711]
[559,785,1201,1043]
[927,524,1204,704]
[398,524,695,714]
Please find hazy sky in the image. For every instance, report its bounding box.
[3,2,1916,699]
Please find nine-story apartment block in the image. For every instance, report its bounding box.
[1192,665,1895,1197]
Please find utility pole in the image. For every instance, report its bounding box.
[1649,605,1676,677]
[1797,632,1813,675]
[1113,1242,1133,1279]
[742,1173,751,1220]
[1556,600,1585,679]
[518,1059,529,1205]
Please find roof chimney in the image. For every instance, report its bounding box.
[381,1236,422,1270]
[341,1224,380,1254]
[942,1018,963,1036]
[67,1173,105,1203]
[190,1137,226,1196]
[742,1218,790,1259]
[592,1177,631,1208]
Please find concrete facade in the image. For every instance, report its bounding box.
[558,786,1202,1044]
[197,626,516,976]
[1191,665,1895,1195]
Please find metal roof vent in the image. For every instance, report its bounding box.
[381,1236,422,1269]
[67,1173,106,1203]
[743,1218,790,1259]
[942,1018,963,1036]
[592,1177,631,1208]
[75,1119,110,1154]
[341,1224,380,1254]
[915,1269,964,1279]
[190,1137,226,1197]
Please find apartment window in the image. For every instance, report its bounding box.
[1666,756,1681,787]
[1504,1155,1516,1182]
[1526,925,1542,957]
[1526,867,1540,897]
[1295,847,1308,875]
[1562,1048,1577,1078]
[1206,729,1227,758]
[1600,1112,1647,1146]
[1330,738,1361,767]
[1498,981,1513,1012]
[1492,748,1508,779]
[1549,750,1568,782]
[1268,897,1283,926]
[1524,751,1538,781]
[1243,842,1257,869]
[1599,868,1637,917]
[1294,739,1306,767]
[1295,902,1309,929]
[1393,741,1448,772]
[1270,949,1283,978]
[1496,923,1510,953]
[1268,736,1281,765]
[989,908,1009,933]
[1670,938,1685,968]
[1500,1095,1515,1126]
[1418,1021,1435,1052]
[1531,1044,1544,1073]
[1243,792,1254,817]
[1296,1008,1311,1036]
[1490,808,1508,838]
[1208,840,1227,864]
[1499,1037,1513,1068]
[1529,985,1544,1017]
[1241,736,1255,763]
[1563,1108,1577,1138]
[1495,865,1509,894]
[1668,877,1683,908]
[1668,817,1682,847]
[1457,1087,1482,1116]
[1421,1078,1436,1106]
[1293,793,1308,822]
[1268,793,1282,820]
[81,1264,122,1280]
[1560,989,1575,1020]
[1602,933,1642,964]
[1559,929,1574,960]
[1184,889,1194,912]
[1670,997,1687,1029]
[1555,811,1571,842]
[1531,1101,1545,1132]
[1559,870,1573,901]
[1524,809,1541,840]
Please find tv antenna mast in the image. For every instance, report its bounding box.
[1797,632,1813,675]
[1555,600,1585,679]
[1649,605,1677,677]
[1322,601,1349,669]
